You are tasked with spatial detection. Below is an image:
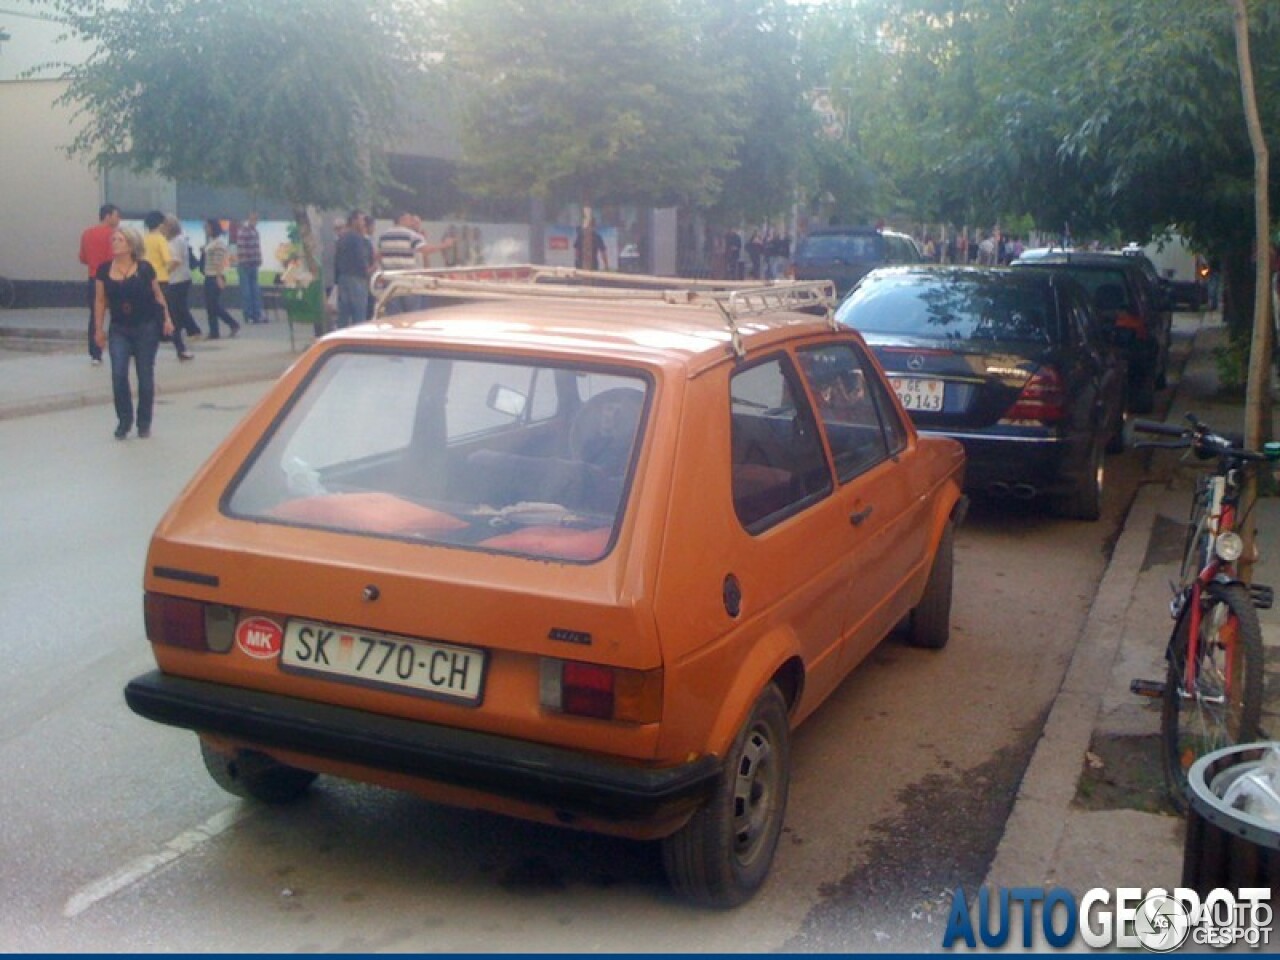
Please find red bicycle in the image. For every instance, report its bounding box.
[1131,414,1275,812]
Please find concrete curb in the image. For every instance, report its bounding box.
[0,357,296,422]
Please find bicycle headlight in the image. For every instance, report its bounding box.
[1214,531,1244,562]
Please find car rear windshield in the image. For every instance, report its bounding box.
[226,350,648,563]
[795,233,883,262]
[1016,264,1137,313]
[837,274,1054,344]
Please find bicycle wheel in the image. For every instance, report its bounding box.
[1160,582,1264,813]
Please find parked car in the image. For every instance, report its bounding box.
[789,225,923,296]
[836,266,1126,520]
[124,267,966,907]
[1010,249,1172,413]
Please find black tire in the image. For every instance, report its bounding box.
[1160,584,1264,814]
[1054,441,1103,521]
[200,740,317,804]
[906,522,954,649]
[1105,408,1126,454]
[662,685,790,908]
[1130,368,1157,415]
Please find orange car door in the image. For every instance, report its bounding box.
[795,342,929,670]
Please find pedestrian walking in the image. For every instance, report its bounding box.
[163,215,201,342]
[746,229,763,280]
[78,203,120,365]
[234,211,264,323]
[143,210,193,361]
[93,226,174,439]
[335,210,372,329]
[201,219,241,339]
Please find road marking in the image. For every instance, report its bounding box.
[63,806,249,918]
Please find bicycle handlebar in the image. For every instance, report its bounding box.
[1131,414,1271,462]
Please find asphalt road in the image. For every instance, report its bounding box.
[0,377,1148,952]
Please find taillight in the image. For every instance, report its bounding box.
[539,658,663,723]
[1114,310,1145,338]
[144,592,236,652]
[1003,367,1066,423]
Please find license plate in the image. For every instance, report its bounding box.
[281,619,485,704]
[891,377,944,412]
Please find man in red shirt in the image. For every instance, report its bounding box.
[79,203,120,365]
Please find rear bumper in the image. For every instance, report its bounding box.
[125,670,721,823]
[922,430,1081,495]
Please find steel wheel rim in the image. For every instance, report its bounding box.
[731,723,779,866]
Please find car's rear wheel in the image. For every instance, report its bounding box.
[906,521,954,649]
[1055,441,1103,521]
[661,684,790,908]
[200,740,317,803]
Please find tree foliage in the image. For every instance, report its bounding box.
[438,0,744,210]
[38,0,430,211]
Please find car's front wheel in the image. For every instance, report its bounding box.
[906,521,954,649]
[661,684,790,908]
[200,740,317,803]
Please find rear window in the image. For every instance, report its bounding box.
[1017,265,1137,314]
[795,233,883,262]
[227,350,648,563]
[837,274,1054,344]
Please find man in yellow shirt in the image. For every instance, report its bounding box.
[143,210,193,361]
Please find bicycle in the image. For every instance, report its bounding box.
[1130,414,1276,813]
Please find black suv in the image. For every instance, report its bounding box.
[790,226,923,297]
[1011,250,1172,413]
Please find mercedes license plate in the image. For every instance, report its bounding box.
[891,377,944,412]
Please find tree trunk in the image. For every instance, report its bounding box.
[1228,0,1272,582]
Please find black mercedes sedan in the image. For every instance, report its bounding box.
[836,266,1126,520]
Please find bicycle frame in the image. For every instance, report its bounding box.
[1173,468,1242,706]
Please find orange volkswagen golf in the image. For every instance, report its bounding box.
[126,267,965,907]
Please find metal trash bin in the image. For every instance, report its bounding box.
[1183,742,1280,894]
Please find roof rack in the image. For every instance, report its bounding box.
[369,265,837,358]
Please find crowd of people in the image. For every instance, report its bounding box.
[78,204,271,439]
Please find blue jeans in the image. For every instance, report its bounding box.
[86,279,102,361]
[337,275,368,328]
[204,277,239,337]
[240,264,263,322]
[109,321,160,433]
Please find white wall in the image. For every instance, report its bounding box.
[0,78,102,282]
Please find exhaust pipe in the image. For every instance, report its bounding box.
[1011,484,1037,500]
[987,481,1011,497]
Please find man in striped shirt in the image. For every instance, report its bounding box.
[377,212,454,314]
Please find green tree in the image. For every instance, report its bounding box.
[39,0,431,270]
[439,0,744,214]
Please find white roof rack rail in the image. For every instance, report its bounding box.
[369,265,837,358]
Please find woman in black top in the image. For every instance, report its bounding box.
[93,226,174,439]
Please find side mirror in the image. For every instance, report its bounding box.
[486,383,528,418]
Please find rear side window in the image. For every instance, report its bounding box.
[839,275,1053,344]
[729,357,832,532]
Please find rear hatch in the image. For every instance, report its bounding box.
[791,231,885,295]
[837,269,1063,432]
[143,344,668,760]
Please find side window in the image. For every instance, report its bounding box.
[730,356,832,532]
[798,343,899,482]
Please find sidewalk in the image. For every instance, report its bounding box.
[986,311,1280,901]
[0,306,312,421]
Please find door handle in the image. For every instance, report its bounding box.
[850,505,873,526]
